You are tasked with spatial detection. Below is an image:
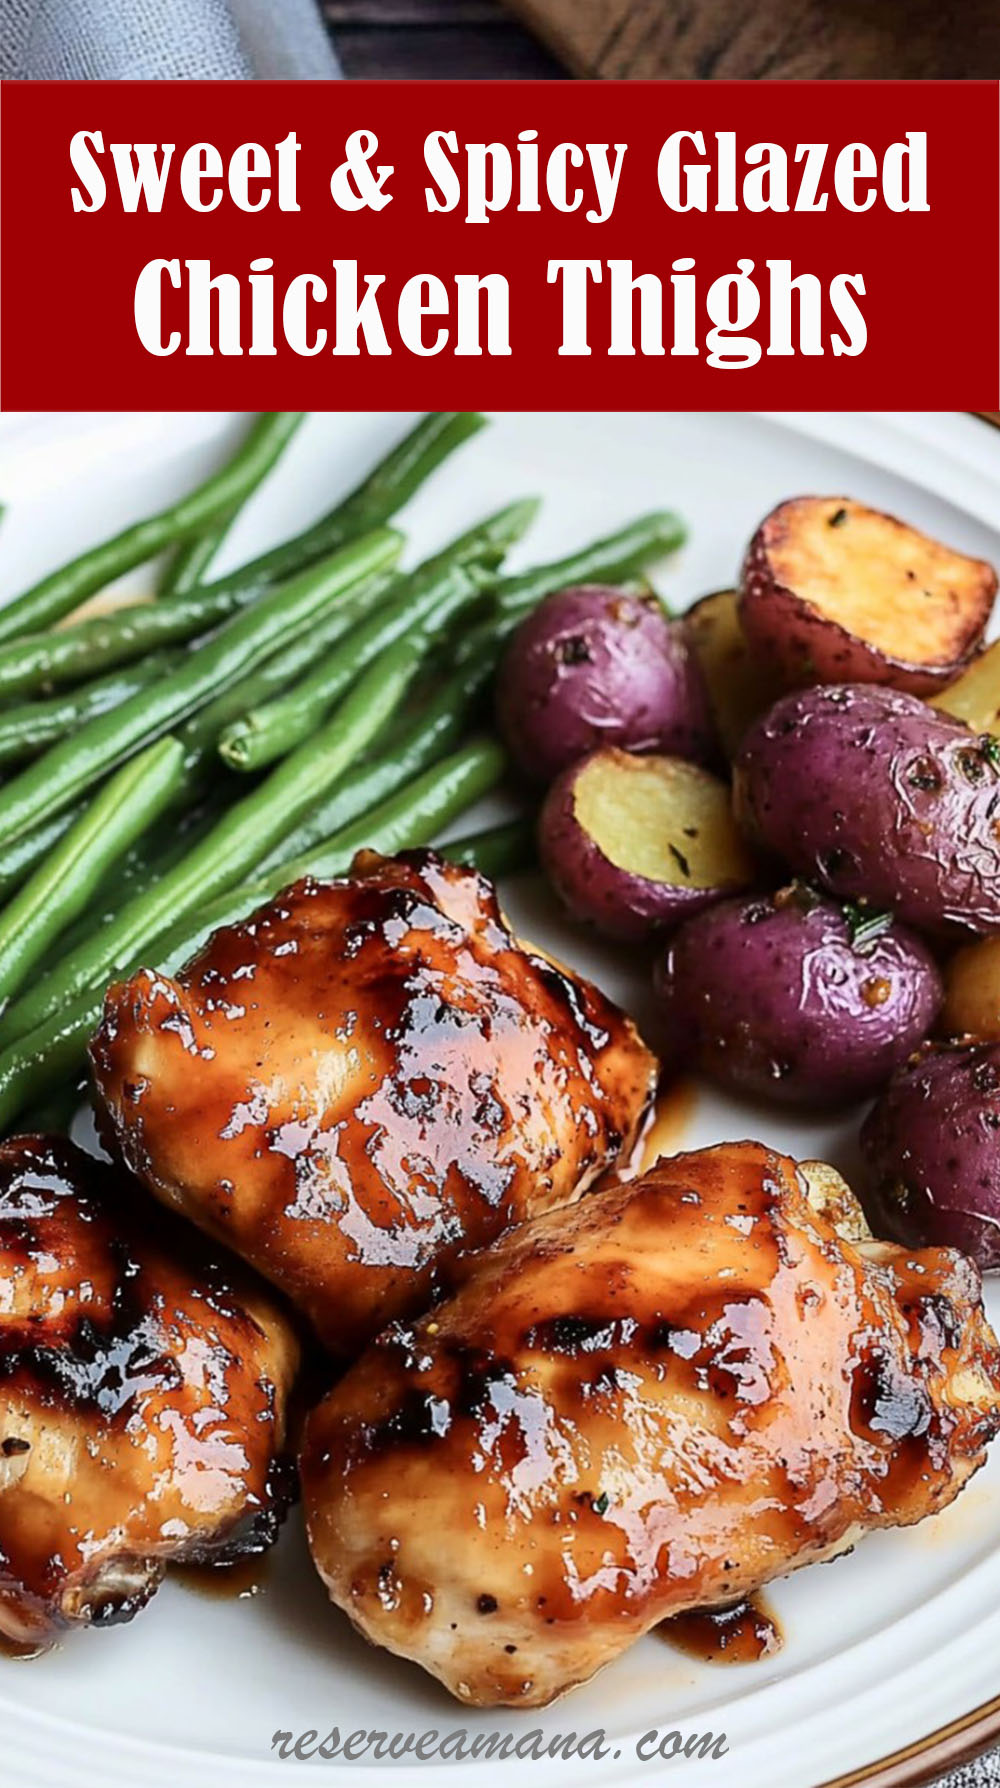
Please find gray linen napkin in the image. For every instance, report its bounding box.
[1,0,340,77]
[940,1753,1000,1788]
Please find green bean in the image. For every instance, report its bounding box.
[245,564,531,879]
[0,421,490,704]
[148,738,506,953]
[160,412,486,617]
[168,412,487,610]
[0,638,424,1044]
[0,577,277,703]
[220,569,478,771]
[157,520,234,598]
[418,495,540,577]
[487,510,686,621]
[243,527,571,878]
[156,406,301,598]
[217,497,536,773]
[156,413,314,599]
[176,483,524,771]
[0,604,486,958]
[0,652,179,770]
[46,683,493,1022]
[0,417,487,704]
[177,573,395,760]
[320,414,487,544]
[0,414,305,644]
[0,526,402,851]
[254,653,494,876]
[3,786,226,956]
[55,573,398,939]
[0,737,186,1008]
[18,1078,85,1138]
[0,807,84,904]
[0,737,505,1135]
[439,817,535,880]
[0,1001,107,1135]
[56,795,227,958]
[279,737,506,883]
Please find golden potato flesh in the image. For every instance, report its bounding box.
[942,936,1000,1040]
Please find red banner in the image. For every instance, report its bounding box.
[1,79,997,409]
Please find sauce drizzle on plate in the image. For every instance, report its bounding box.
[0,1633,49,1661]
[172,1556,269,1602]
[661,1594,783,1666]
[640,1077,698,1171]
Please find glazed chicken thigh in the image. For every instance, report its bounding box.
[91,851,656,1355]
[0,1135,298,1647]
[300,1141,1000,1708]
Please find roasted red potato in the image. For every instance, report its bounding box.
[684,588,784,759]
[656,887,942,1108]
[496,585,715,787]
[539,747,755,941]
[735,683,1000,937]
[861,1041,1000,1268]
[740,497,997,696]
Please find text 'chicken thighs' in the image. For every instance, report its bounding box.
[91,852,657,1355]
[0,1135,299,1647]
[301,1141,1000,1707]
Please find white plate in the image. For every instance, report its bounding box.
[2,411,1000,1788]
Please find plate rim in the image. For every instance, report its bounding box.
[820,1692,1000,1788]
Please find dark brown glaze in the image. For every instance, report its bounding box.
[300,1141,1000,1708]
[0,1633,48,1660]
[0,1135,299,1647]
[172,1555,268,1601]
[663,1595,782,1665]
[91,850,657,1356]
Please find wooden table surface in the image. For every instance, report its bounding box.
[325,0,999,80]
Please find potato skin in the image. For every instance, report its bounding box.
[496,586,714,786]
[860,1042,1000,1266]
[740,497,995,696]
[735,683,1000,937]
[538,751,749,942]
[655,891,942,1107]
